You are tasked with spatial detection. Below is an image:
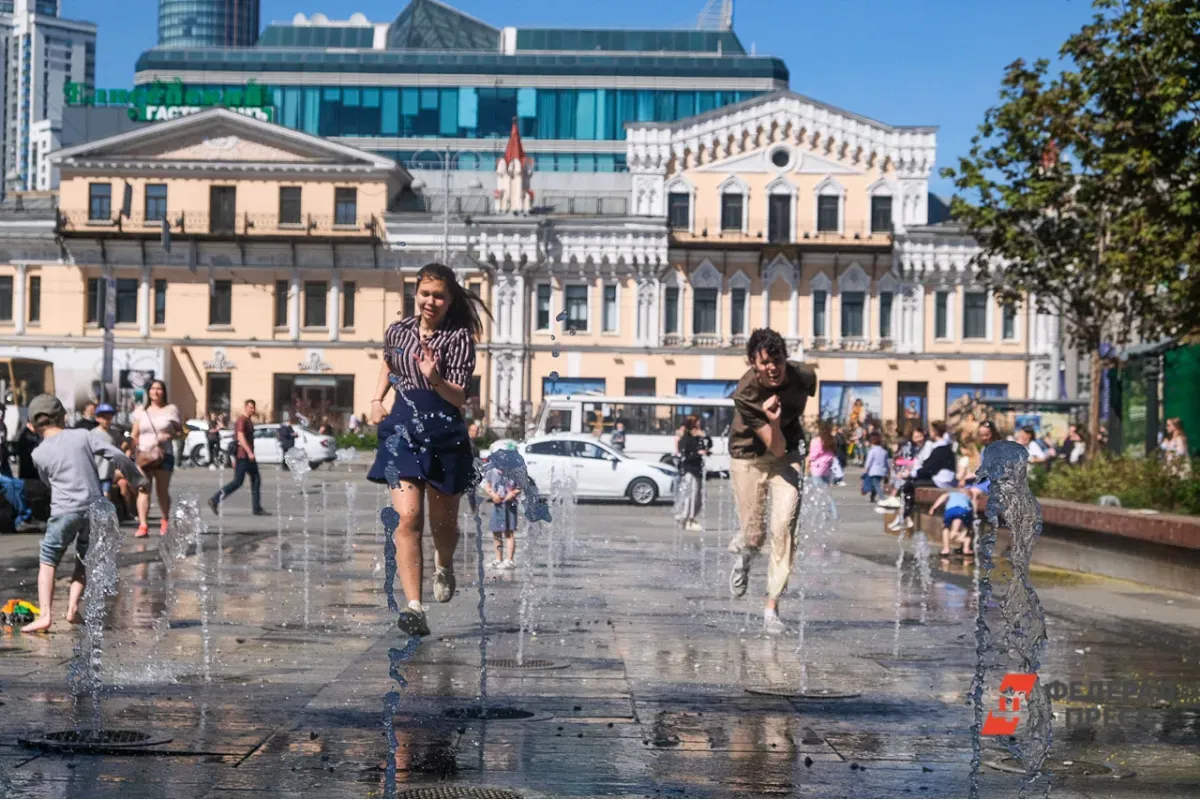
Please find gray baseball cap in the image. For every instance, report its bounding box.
[28,394,65,423]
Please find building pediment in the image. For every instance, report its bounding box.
[696,146,861,176]
[50,108,404,177]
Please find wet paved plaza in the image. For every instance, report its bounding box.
[1,466,1198,798]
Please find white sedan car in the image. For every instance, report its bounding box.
[185,420,336,468]
[492,433,676,505]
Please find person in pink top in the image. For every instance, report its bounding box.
[129,380,182,537]
[807,421,837,484]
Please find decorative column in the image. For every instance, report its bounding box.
[288,270,301,341]
[138,265,151,337]
[329,276,341,342]
[13,264,26,335]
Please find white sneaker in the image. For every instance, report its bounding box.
[763,609,786,633]
[208,464,216,471]
[730,551,752,598]
[888,517,908,532]
[433,566,455,603]
[685,520,703,532]
[877,497,902,509]
[501,559,516,570]
[488,559,504,570]
[874,506,888,515]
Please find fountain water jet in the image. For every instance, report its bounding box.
[67,500,123,730]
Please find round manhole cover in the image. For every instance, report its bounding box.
[485,659,567,671]
[745,687,862,700]
[20,730,173,752]
[395,788,523,799]
[443,707,543,722]
[986,757,1132,779]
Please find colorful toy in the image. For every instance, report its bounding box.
[0,599,39,626]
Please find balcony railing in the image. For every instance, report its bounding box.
[670,218,893,245]
[58,210,383,238]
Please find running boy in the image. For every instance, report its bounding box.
[928,480,975,556]
[21,395,145,633]
[484,458,520,569]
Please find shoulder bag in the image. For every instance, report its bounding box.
[136,410,165,470]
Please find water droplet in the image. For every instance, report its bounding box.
[548,371,560,381]
[552,349,560,358]
[550,335,556,341]
[555,311,567,322]
[568,329,576,336]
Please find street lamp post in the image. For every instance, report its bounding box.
[408,148,486,266]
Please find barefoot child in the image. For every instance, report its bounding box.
[21,395,145,633]
[928,480,975,557]
[484,460,520,570]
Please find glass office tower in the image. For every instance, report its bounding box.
[157,0,259,48]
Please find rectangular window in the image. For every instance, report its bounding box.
[964,291,988,339]
[664,286,679,334]
[144,184,167,222]
[209,186,236,234]
[935,291,949,339]
[342,281,356,328]
[602,284,617,332]
[768,194,791,243]
[1002,303,1017,340]
[403,281,416,318]
[207,373,232,418]
[813,290,827,338]
[564,285,588,332]
[693,287,718,335]
[0,277,12,321]
[279,186,302,225]
[535,284,551,330]
[88,182,111,220]
[153,279,166,325]
[721,193,743,232]
[870,195,893,233]
[667,192,690,230]
[625,377,656,397]
[209,280,232,326]
[115,278,138,324]
[27,275,40,323]
[86,278,101,324]
[879,292,893,339]
[274,280,289,327]
[334,187,357,226]
[841,291,865,338]
[731,287,747,336]
[817,195,840,232]
[304,281,328,328]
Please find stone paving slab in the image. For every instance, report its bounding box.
[1,471,1199,797]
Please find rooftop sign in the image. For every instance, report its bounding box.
[63,81,274,122]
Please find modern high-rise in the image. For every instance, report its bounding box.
[157,0,260,48]
[0,0,95,194]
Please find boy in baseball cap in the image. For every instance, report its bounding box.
[21,394,145,633]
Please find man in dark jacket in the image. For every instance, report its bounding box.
[17,421,42,480]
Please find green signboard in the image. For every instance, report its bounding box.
[64,81,274,122]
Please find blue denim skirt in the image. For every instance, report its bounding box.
[368,389,473,497]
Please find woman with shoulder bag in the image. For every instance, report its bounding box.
[130,380,182,537]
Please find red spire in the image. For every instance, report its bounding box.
[503,117,527,164]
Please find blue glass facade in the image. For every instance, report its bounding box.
[157,0,259,47]
[251,85,760,141]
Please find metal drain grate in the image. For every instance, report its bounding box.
[395,788,523,799]
[20,729,173,753]
[485,659,566,670]
[443,707,536,721]
[745,687,862,700]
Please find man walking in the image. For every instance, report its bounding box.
[208,399,267,517]
[727,328,817,632]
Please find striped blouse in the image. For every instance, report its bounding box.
[384,316,476,394]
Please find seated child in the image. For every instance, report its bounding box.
[928,481,975,557]
[21,394,145,633]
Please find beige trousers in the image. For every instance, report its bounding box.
[729,453,803,600]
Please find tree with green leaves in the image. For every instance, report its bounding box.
[942,0,1200,453]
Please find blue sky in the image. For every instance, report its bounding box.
[67,0,1096,197]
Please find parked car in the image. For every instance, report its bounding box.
[186,421,336,468]
[486,433,676,505]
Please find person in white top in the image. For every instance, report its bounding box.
[1016,427,1049,465]
[129,380,182,538]
[1161,417,1191,478]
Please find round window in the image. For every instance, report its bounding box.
[770,147,791,169]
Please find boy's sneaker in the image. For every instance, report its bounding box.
[876,497,903,509]
[15,520,42,534]
[488,559,504,570]
[763,609,786,633]
[433,567,456,603]
[501,559,516,570]
[396,606,430,638]
[887,516,908,532]
[730,551,752,598]
[684,520,703,532]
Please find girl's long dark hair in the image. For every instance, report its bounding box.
[416,263,492,340]
[145,379,168,408]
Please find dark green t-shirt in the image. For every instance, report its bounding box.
[729,362,817,459]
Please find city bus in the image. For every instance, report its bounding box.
[530,393,735,473]
[0,357,55,440]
